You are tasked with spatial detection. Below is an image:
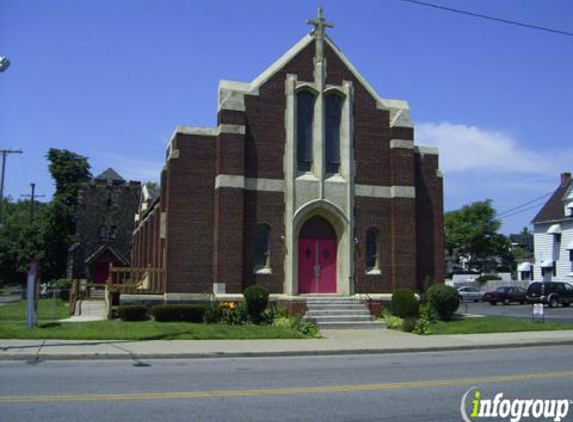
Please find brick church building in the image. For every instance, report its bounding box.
[132,9,444,302]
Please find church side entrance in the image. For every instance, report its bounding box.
[298,216,337,293]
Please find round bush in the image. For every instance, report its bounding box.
[426,284,460,321]
[116,305,148,321]
[243,285,269,323]
[55,278,72,301]
[391,289,419,318]
[151,304,206,322]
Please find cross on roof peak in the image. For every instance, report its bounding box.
[306,6,334,39]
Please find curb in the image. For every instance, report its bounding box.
[2,340,573,361]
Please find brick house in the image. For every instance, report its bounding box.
[68,168,141,284]
[132,10,444,303]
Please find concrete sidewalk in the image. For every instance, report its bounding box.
[2,329,573,361]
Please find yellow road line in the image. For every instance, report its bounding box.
[1,371,572,404]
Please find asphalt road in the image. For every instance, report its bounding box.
[461,301,573,324]
[1,346,572,422]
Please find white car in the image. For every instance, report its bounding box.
[457,286,483,302]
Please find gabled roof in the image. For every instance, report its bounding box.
[532,178,573,224]
[85,244,129,266]
[95,168,125,182]
[218,32,412,128]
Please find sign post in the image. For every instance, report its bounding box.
[532,303,544,322]
[26,260,38,329]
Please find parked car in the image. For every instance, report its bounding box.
[483,286,527,305]
[527,282,573,308]
[457,286,483,302]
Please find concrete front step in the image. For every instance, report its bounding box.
[307,304,366,309]
[318,320,387,330]
[75,300,107,317]
[305,315,374,323]
[306,307,370,317]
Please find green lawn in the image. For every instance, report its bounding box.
[0,298,69,321]
[0,320,305,340]
[430,316,573,335]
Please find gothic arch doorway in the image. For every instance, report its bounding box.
[298,216,337,293]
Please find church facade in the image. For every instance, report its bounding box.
[132,10,444,301]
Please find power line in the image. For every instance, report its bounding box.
[497,203,545,220]
[496,191,553,218]
[390,0,573,38]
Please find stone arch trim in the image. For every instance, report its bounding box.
[293,199,348,241]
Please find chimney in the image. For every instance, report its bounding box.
[561,172,572,186]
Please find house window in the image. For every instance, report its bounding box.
[325,94,342,174]
[541,267,552,277]
[365,228,379,271]
[98,225,107,240]
[296,91,315,172]
[570,250,573,262]
[555,233,562,243]
[254,224,271,271]
[108,226,117,240]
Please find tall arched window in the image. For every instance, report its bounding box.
[254,224,271,271]
[296,91,315,172]
[366,228,379,270]
[325,94,342,174]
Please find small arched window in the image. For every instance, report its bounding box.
[296,91,315,172]
[366,228,379,270]
[254,224,271,271]
[325,94,343,174]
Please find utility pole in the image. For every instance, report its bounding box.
[0,149,23,225]
[21,183,46,223]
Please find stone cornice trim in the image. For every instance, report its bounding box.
[415,146,439,156]
[356,184,416,199]
[390,139,414,149]
[215,175,284,192]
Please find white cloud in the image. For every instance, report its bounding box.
[416,121,571,176]
[415,122,573,232]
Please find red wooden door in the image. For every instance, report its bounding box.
[94,262,109,284]
[298,238,337,293]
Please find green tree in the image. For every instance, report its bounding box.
[0,198,47,285]
[444,200,507,270]
[42,149,91,281]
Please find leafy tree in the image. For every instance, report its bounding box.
[0,198,47,285]
[43,149,91,281]
[445,200,508,271]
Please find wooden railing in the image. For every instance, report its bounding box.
[105,264,165,294]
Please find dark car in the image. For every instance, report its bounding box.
[526,282,573,308]
[483,286,528,305]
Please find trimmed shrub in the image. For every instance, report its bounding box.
[203,302,223,324]
[391,289,419,318]
[243,285,270,323]
[55,278,72,301]
[151,304,206,322]
[116,305,148,321]
[426,284,460,321]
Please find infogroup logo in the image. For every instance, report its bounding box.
[460,387,571,422]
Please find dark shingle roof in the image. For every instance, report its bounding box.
[95,168,125,182]
[531,179,573,224]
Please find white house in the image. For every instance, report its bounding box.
[532,172,573,283]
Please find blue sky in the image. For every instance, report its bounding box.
[1,0,572,234]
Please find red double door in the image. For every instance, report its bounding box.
[298,238,337,293]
